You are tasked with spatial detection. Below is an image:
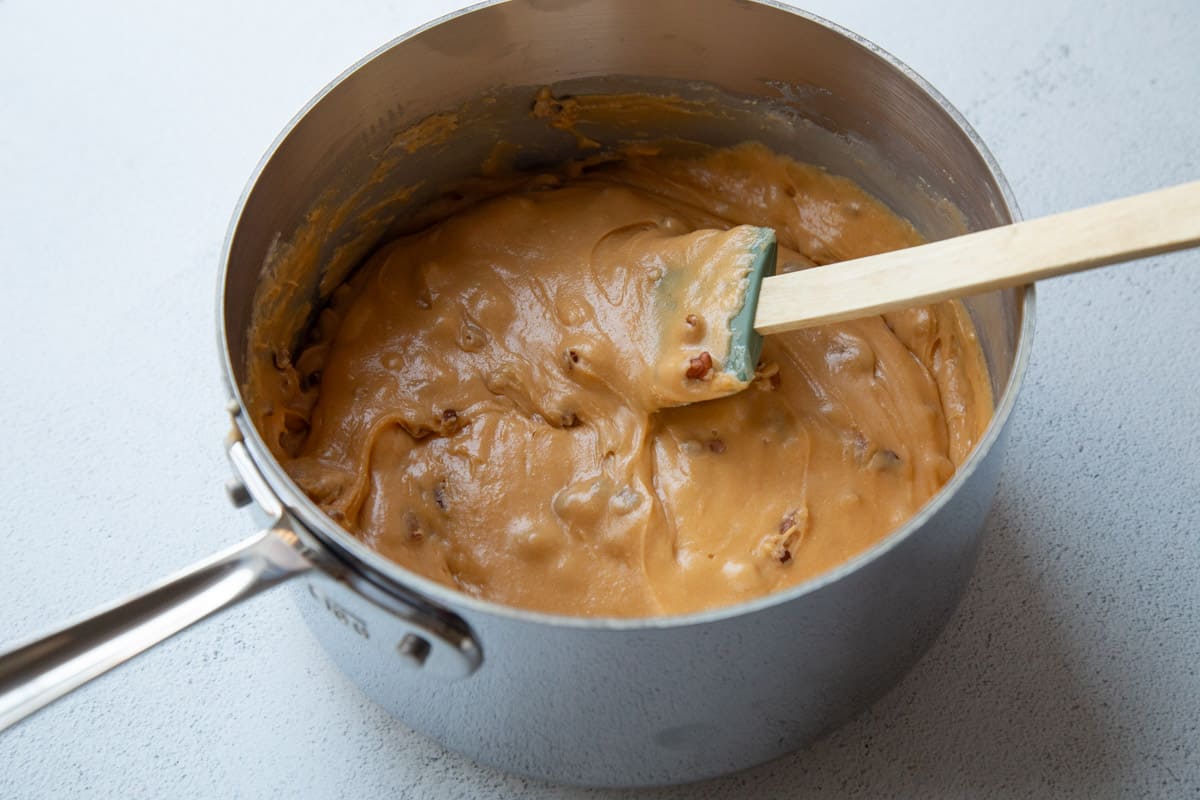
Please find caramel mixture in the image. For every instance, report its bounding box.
[254,143,992,617]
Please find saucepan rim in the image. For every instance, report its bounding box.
[217,0,1035,632]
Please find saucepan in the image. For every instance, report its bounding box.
[0,0,1033,787]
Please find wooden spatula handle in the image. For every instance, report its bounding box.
[753,180,1200,334]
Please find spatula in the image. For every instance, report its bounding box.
[708,180,1200,388]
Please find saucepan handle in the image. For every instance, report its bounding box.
[0,526,314,732]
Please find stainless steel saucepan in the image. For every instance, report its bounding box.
[0,0,1033,787]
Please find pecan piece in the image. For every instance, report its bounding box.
[753,360,782,391]
[686,351,713,380]
[769,507,808,564]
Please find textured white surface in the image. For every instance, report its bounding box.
[1,0,1198,796]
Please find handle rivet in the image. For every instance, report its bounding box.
[397,634,431,667]
[225,479,253,509]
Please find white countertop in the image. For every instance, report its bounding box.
[2,0,1198,796]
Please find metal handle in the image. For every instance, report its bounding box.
[0,526,313,731]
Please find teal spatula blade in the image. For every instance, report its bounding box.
[724,228,777,382]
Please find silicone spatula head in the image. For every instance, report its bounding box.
[648,225,777,407]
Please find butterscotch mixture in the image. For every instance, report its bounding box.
[251,143,992,617]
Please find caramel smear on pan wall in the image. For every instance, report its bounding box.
[249,139,993,617]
